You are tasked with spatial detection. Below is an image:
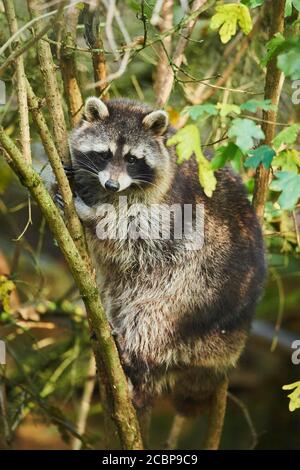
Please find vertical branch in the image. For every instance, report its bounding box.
[252,0,286,223]
[71,355,96,450]
[203,378,228,450]
[83,3,109,98]
[60,5,84,126]
[25,80,88,266]
[156,0,208,107]
[27,0,69,162]
[165,414,186,450]
[153,0,174,96]
[3,0,31,164]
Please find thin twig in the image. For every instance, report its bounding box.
[227,392,258,450]
[165,414,186,450]
[0,0,82,57]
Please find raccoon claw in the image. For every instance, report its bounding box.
[54,192,64,210]
[63,165,75,179]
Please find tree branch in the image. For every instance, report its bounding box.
[0,126,143,450]
[60,4,84,126]
[252,0,286,224]
[25,80,88,265]
[28,0,69,162]
[203,377,228,450]
[83,3,109,98]
[3,0,31,164]
[153,0,174,97]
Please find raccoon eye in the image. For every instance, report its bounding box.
[126,154,137,165]
[98,151,112,161]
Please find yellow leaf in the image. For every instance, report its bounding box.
[167,125,217,197]
[210,3,252,44]
[282,381,300,412]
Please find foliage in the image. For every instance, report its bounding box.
[282,381,300,411]
[167,125,217,197]
[244,145,276,169]
[210,3,252,44]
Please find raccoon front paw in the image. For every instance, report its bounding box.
[54,192,64,211]
[74,195,95,223]
[63,164,75,181]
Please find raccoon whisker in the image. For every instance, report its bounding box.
[75,168,99,178]
[76,160,99,173]
[79,164,99,174]
[74,161,99,174]
[133,178,163,192]
[77,151,99,173]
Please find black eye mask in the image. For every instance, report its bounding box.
[72,149,112,172]
[127,158,155,184]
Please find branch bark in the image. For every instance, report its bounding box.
[252,0,286,224]
[60,5,84,126]
[3,0,31,164]
[83,3,109,98]
[203,378,228,450]
[153,0,174,96]
[0,127,143,450]
[28,0,69,162]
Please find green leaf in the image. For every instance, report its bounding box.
[211,142,244,170]
[272,124,300,149]
[240,99,277,112]
[244,145,276,169]
[270,172,300,209]
[261,33,285,67]
[272,149,300,172]
[285,0,300,17]
[228,118,265,151]
[167,125,217,197]
[216,102,241,117]
[278,47,300,80]
[210,3,252,44]
[167,125,199,164]
[183,104,218,120]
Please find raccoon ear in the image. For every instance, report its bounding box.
[142,110,169,135]
[84,97,109,122]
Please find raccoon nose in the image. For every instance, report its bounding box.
[105,179,120,192]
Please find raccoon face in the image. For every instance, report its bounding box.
[70,98,170,204]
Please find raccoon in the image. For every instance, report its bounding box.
[68,97,266,414]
